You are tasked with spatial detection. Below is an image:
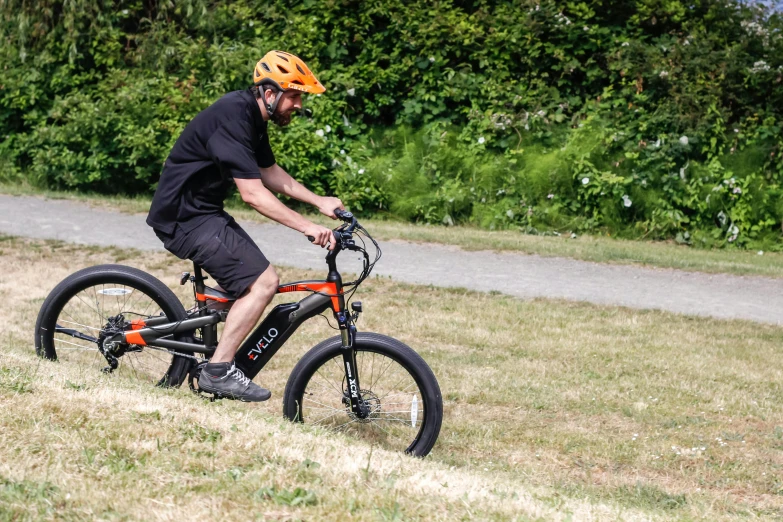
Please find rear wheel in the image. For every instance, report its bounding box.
[283,333,443,457]
[34,264,193,386]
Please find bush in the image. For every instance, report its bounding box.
[0,0,781,248]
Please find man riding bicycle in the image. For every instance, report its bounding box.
[147,50,342,402]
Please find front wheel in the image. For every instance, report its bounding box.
[283,333,443,457]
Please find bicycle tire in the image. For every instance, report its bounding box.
[283,332,443,457]
[34,264,193,387]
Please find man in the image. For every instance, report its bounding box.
[147,50,343,402]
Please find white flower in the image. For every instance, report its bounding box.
[659,70,669,78]
[733,187,742,194]
[122,9,129,15]
[622,194,632,207]
[347,88,355,96]
[340,149,345,155]
[583,26,589,31]
[581,177,590,185]
[524,123,530,131]
[679,136,689,146]
[315,129,325,137]
[325,125,332,133]
[506,209,515,219]
[342,114,351,127]
[621,42,630,47]
[358,169,365,174]
[478,137,485,144]
[429,56,435,62]
[248,20,254,27]
[750,60,770,73]
[734,128,739,133]
[547,193,554,199]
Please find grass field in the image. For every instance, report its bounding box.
[3,184,782,278]
[2,236,783,520]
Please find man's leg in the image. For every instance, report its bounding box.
[210,265,279,363]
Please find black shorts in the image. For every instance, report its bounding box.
[154,216,270,298]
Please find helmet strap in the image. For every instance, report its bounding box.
[263,86,283,122]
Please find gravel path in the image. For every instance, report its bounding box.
[1,194,781,325]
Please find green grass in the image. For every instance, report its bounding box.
[2,236,783,519]
[2,183,782,278]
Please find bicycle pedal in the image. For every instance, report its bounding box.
[101,366,114,374]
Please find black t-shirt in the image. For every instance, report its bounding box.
[146,88,276,234]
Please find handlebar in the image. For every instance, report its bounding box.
[306,208,357,244]
[334,208,354,222]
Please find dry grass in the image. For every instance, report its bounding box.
[1,235,782,520]
[3,184,782,278]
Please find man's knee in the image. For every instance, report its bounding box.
[248,265,278,299]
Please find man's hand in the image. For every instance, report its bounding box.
[317,197,345,219]
[303,223,337,250]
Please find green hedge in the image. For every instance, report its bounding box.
[1,0,782,248]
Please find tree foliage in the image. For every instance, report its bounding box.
[1,0,781,248]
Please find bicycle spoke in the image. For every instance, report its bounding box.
[58,319,103,332]
[54,338,97,350]
[314,368,344,396]
[49,281,179,384]
[300,350,427,453]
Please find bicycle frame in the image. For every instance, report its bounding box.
[115,241,369,416]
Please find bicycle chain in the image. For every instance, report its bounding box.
[142,344,203,362]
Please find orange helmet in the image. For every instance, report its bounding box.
[253,50,325,95]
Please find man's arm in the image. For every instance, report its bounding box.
[234,177,335,249]
[258,163,344,218]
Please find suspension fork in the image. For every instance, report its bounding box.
[339,311,368,418]
[327,244,369,418]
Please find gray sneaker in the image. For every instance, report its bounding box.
[197,362,271,402]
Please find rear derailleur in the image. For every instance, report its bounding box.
[96,314,140,374]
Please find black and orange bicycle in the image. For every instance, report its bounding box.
[34,210,442,456]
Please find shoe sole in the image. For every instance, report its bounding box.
[197,382,271,402]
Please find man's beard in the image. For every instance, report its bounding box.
[271,109,293,127]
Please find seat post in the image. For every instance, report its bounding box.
[193,263,217,351]
[193,263,207,296]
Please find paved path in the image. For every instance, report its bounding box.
[1,194,781,325]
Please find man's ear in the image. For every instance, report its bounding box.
[264,88,278,104]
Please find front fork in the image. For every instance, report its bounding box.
[338,312,369,419]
